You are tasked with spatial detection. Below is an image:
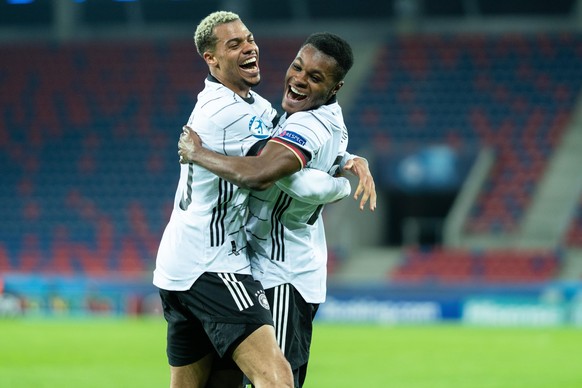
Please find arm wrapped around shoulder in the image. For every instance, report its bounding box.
[276,168,351,205]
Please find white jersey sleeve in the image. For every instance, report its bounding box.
[339,150,357,169]
[271,106,348,173]
[275,169,351,205]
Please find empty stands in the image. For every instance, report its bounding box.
[2,32,582,276]
[566,194,582,247]
[347,33,582,234]
[0,38,305,275]
[0,40,203,274]
[391,248,561,284]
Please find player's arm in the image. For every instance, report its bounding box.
[276,168,351,205]
[340,151,377,211]
[178,125,302,191]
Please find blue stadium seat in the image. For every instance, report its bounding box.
[347,33,582,235]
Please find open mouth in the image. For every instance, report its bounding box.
[240,57,258,71]
[287,85,307,101]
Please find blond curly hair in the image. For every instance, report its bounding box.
[194,11,240,56]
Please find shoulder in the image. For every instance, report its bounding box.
[283,107,339,136]
[284,111,322,128]
[249,90,273,108]
[197,83,238,111]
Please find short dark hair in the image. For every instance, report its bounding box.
[302,32,354,82]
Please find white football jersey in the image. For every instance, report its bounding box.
[246,99,349,303]
[153,76,278,291]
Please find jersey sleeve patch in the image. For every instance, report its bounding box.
[278,130,307,146]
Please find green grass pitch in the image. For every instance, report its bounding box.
[1,318,581,387]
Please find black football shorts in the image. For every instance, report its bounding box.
[267,284,319,386]
[159,272,274,367]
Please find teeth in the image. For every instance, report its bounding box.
[290,86,306,96]
[241,58,256,65]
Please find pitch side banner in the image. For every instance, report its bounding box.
[317,296,443,324]
[462,298,567,327]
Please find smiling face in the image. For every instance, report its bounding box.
[281,44,344,115]
[204,19,260,97]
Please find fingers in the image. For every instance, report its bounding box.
[183,125,200,141]
[177,147,188,164]
[177,125,196,164]
[346,158,376,211]
[353,175,376,212]
[364,175,377,211]
[178,127,188,145]
[183,125,193,134]
[342,159,354,171]
[355,185,368,211]
[366,186,377,211]
[353,181,364,204]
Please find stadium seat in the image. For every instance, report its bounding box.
[566,194,582,247]
[2,33,582,274]
[390,248,561,284]
[346,33,582,235]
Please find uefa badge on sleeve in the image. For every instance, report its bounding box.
[248,116,269,139]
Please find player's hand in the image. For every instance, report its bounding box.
[178,125,202,164]
[343,157,376,211]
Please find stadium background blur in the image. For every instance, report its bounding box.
[1,0,582,327]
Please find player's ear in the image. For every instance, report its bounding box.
[204,51,217,67]
[331,81,344,96]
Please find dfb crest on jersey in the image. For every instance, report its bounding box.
[248,116,269,139]
[255,290,270,310]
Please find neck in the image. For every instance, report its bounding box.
[209,72,251,98]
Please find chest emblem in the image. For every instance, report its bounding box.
[249,116,270,139]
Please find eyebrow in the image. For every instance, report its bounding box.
[225,37,243,46]
[294,56,326,79]
[225,33,253,46]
